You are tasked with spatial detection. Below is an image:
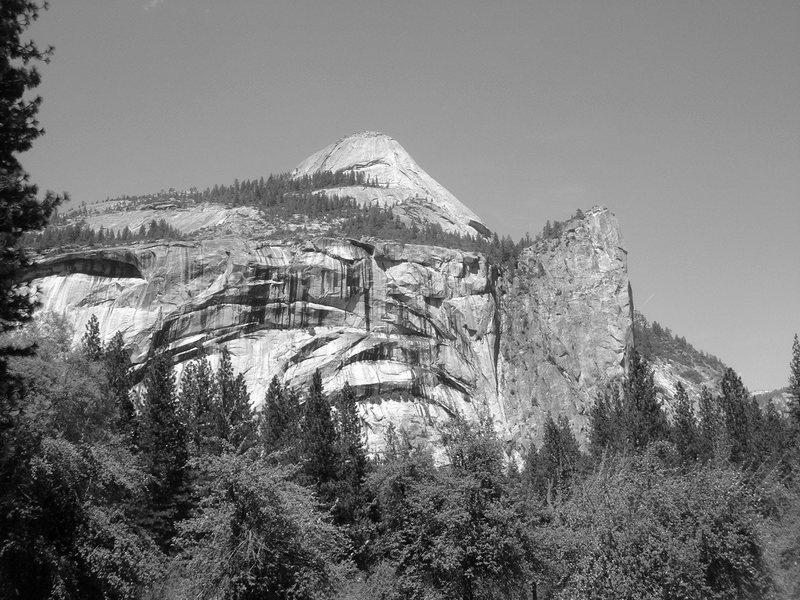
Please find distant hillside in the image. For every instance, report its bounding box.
[754,387,793,415]
[633,311,728,410]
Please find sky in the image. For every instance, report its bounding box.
[24,0,800,391]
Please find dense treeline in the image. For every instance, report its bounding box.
[200,170,382,207]
[1,313,799,599]
[22,219,184,250]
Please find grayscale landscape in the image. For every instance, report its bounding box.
[2,2,799,599]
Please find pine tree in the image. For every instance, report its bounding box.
[179,355,219,455]
[215,347,254,452]
[539,413,580,503]
[789,334,800,429]
[0,1,63,346]
[332,381,367,523]
[589,387,623,456]
[719,368,752,464]
[672,381,698,464]
[259,375,301,454]
[229,372,255,452]
[81,314,102,361]
[622,348,668,452]
[138,351,188,547]
[103,331,135,437]
[697,386,721,462]
[301,370,337,487]
[521,442,539,494]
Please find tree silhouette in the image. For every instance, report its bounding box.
[790,334,800,429]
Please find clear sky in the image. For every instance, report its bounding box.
[25,0,800,391]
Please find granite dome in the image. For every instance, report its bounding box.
[293,132,488,238]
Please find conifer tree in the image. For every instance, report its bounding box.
[719,368,752,464]
[228,372,255,451]
[179,355,219,455]
[0,0,62,348]
[589,387,623,456]
[672,381,698,464]
[103,331,135,436]
[697,386,720,462]
[336,382,366,483]
[259,375,301,454]
[138,351,188,547]
[382,421,402,463]
[539,413,580,502]
[81,314,102,361]
[622,348,668,451]
[790,334,800,429]
[332,381,367,523]
[301,370,337,488]
[521,442,539,494]
[260,375,286,452]
[215,347,255,452]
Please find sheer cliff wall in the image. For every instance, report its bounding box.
[498,207,633,445]
[25,206,632,452]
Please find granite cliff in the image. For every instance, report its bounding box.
[497,208,633,443]
[24,134,635,454]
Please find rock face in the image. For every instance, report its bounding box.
[24,133,637,454]
[292,132,488,238]
[498,207,633,444]
[29,237,500,457]
[26,207,632,453]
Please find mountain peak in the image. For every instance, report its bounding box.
[292,132,488,238]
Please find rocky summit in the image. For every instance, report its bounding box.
[293,131,489,239]
[24,134,639,455]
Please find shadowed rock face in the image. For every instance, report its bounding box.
[29,206,632,453]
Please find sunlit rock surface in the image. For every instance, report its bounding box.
[29,237,499,456]
[292,132,488,238]
[26,129,637,453]
[497,207,633,445]
[27,207,633,452]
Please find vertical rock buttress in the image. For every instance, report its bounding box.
[497,207,633,447]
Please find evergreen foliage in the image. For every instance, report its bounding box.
[622,348,669,451]
[2,316,799,598]
[536,413,581,502]
[102,331,135,437]
[790,334,800,428]
[332,381,367,525]
[696,385,722,462]
[22,218,184,250]
[0,319,162,599]
[258,375,301,456]
[178,355,219,455]
[364,414,530,600]
[215,347,255,453]
[301,369,338,488]
[138,351,189,548]
[588,386,624,456]
[719,367,753,464]
[633,311,726,383]
[81,314,102,361]
[0,0,62,346]
[588,350,668,455]
[672,381,699,464]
